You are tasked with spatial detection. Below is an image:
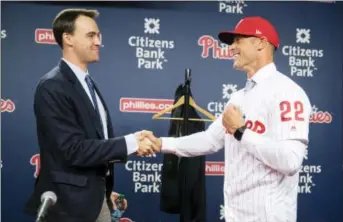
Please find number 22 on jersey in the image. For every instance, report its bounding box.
[280,101,305,122]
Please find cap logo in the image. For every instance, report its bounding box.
[256,29,262,34]
[235,19,244,29]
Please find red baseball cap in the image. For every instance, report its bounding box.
[218,16,280,49]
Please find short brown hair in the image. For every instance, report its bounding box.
[52,9,99,48]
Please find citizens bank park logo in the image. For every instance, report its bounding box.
[218,0,248,14]
[198,35,233,60]
[35,29,102,45]
[119,97,173,113]
[282,28,324,78]
[207,84,237,118]
[1,29,7,39]
[219,204,225,220]
[128,18,175,70]
[1,99,16,112]
[206,161,225,176]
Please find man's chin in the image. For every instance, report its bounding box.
[233,63,243,71]
[88,58,100,63]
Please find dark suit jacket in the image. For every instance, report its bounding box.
[160,84,206,222]
[24,60,128,222]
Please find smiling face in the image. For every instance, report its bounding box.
[229,35,261,72]
[63,15,102,64]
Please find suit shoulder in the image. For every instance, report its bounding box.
[39,66,61,83]
[33,66,72,108]
[36,66,66,92]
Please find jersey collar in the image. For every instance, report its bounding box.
[249,62,276,84]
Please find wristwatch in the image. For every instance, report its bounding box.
[233,125,247,141]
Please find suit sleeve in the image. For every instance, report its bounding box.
[240,88,312,176]
[34,80,133,167]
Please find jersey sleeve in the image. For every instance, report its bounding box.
[268,86,312,144]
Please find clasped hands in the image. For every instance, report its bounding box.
[133,104,244,156]
[135,130,162,156]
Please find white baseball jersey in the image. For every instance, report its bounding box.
[161,63,312,222]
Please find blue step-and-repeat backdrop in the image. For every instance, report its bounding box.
[1,1,343,222]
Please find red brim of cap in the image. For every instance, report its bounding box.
[218,31,257,45]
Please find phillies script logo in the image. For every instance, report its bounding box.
[310,105,332,123]
[198,35,233,59]
[30,154,40,178]
[245,120,265,133]
[205,161,224,176]
[1,99,15,112]
[226,120,265,134]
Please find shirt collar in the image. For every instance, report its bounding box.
[62,58,89,82]
[249,62,276,84]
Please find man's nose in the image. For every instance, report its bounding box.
[93,35,101,46]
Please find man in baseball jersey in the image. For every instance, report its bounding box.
[143,16,312,222]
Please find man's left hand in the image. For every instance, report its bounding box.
[222,104,245,134]
[111,192,128,211]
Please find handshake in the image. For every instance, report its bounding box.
[134,130,162,156]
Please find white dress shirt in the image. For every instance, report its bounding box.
[161,63,312,222]
[62,58,138,155]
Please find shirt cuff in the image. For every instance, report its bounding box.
[124,134,138,155]
[160,137,177,154]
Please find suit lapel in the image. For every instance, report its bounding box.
[59,60,104,139]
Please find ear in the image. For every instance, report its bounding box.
[256,37,268,51]
[62,33,73,47]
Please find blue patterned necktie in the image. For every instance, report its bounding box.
[85,75,104,138]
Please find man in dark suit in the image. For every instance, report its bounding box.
[24,8,158,222]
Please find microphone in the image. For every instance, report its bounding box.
[36,191,57,222]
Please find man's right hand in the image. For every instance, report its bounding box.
[135,130,161,156]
